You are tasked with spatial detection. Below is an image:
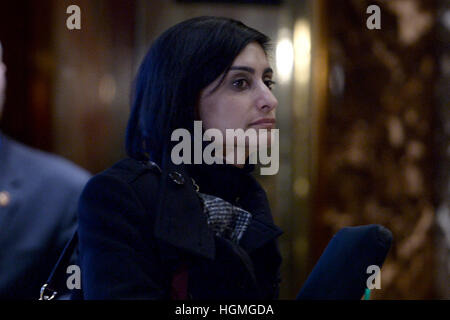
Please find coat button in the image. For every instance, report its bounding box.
[169,171,185,185]
[0,191,11,207]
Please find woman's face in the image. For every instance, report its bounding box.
[198,42,278,161]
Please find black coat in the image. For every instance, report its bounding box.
[76,157,283,299]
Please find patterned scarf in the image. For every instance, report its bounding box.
[197,192,252,244]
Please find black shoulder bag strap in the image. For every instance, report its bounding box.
[39,231,78,300]
[39,231,189,300]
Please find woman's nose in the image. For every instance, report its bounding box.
[256,85,278,113]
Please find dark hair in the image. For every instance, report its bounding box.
[125,16,271,166]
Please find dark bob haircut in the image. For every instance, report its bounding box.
[125,16,271,167]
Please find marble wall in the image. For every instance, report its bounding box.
[316,0,443,299]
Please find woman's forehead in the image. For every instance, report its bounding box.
[231,43,271,72]
[199,42,272,97]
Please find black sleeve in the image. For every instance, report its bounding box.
[77,173,170,299]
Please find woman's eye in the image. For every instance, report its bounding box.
[264,80,276,90]
[232,79,249,90]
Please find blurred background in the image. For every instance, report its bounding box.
[0,0,448,299]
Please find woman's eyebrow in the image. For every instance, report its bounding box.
[229,66,273,75]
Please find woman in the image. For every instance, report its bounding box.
[77,16,283,300]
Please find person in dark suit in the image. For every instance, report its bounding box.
[76,17,283,299]
[0,41,91,299]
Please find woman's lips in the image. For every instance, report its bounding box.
[248,118,276,128]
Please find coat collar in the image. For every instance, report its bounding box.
[150,158,283,261]
[153,160,216,260]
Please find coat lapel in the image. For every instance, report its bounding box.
[153,161,216,260]
[151,159,283,261]
[238,183,283,253]
[239,213,283,253]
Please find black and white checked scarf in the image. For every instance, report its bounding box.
[197,192,252,244]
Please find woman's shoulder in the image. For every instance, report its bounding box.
[100,157,161,184]
[79,158,162,213]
